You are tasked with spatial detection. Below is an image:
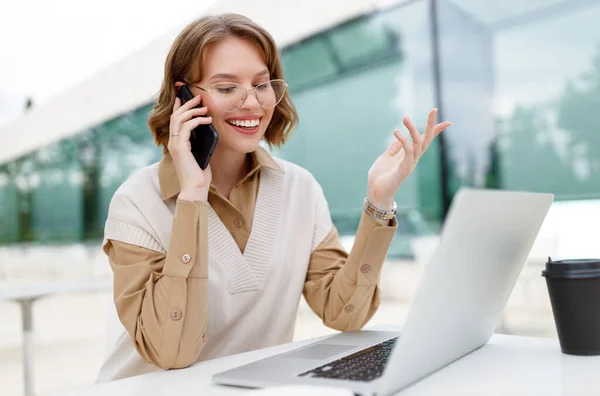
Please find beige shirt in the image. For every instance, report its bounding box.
[104,147,398,370]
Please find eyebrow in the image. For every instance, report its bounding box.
[209,69,269,80]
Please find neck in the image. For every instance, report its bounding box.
[210,144,251,198]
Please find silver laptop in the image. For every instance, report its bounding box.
[213,188,554,395]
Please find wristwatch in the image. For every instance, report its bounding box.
[363,198,397,220]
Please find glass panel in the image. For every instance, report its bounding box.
[278,0,438,257]
[438,0,600,200]
[494,2,600,199]
[30,139,84,242]
[3,154,43,242]
[447,0,582,26]
[98,104,161,236]
[0,167,19,244]
[0,103,159,244]
[436,0,497,196]
[281,39,339,90]
[328,17,401,67]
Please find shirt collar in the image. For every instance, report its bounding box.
[159,145,284,201]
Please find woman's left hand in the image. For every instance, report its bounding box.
[366,108,451,210]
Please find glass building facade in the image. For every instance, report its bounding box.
[1,0,599,256]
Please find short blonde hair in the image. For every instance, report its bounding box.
[148,13,298,151]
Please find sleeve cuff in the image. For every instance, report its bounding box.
[342,211,398,283]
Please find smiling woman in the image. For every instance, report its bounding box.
[97,12,449,382]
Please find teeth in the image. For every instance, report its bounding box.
[227,119,259,127]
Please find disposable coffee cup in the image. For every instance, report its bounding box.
[542,257,600,356]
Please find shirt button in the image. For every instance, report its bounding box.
[181,253,191,264]
[361,264,371,274]
[171,309,182,321]
[344,305,354,313]
[234,218,244,228]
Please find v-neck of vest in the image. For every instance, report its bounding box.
[207,166,285,294]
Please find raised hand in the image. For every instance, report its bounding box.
[366,108,451,210]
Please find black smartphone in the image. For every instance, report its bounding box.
[176,85,219,170]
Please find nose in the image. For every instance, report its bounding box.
[240,89,261,110]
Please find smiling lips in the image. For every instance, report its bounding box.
[226,117,261,135]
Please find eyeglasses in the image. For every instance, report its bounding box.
[189,79,288,113]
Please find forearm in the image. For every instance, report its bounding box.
[109,199,210,369]
[304,212,397,331]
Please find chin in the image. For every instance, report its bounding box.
[222,136,264,154]
[237,141,262,154]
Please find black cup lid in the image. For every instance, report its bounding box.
[542,257,600,279]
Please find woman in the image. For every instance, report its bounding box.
[97,13,451,382]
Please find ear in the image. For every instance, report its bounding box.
[174,81,186,89]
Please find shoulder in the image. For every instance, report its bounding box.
[273,158,329,213]
[103,162,167,252]
[108,162,162,216]
[274,159,332,241]
[274,157,322,192]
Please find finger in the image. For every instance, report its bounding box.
[423,121,452,151]
[177,107,209,123]
[434,121,452,136]
[173,94,202,116]
[403,116,422,158]
[422,108,438,148]
[170,115,213,145]
[182,116,213,136]
[170,107,209,139]
[386,130,403,156]
[173,97,181,112]
[396,131,415,167]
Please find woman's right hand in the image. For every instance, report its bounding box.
[168,95,213,202]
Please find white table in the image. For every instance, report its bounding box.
[0,279,111,396]
[55,326,600,396]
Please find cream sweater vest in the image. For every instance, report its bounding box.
[96,158,333,382]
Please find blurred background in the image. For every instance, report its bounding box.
[1,0,600,395]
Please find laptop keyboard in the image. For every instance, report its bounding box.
[298,337,398,382]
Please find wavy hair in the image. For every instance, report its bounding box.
[148,13,298,151]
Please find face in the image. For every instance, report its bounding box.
[193,36,275,155]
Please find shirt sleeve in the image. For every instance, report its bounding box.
[105,199,209,369]
[303,184,397,332]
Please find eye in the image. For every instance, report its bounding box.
[216,85,238,94]
[254,81,271,90]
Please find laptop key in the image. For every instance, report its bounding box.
[298,337,398,382]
